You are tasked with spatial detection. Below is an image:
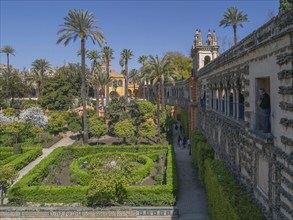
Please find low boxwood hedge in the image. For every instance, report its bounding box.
[0,147,42,170]
[204,159,265,220]
[190,131,264,219]
[8,145,177,206]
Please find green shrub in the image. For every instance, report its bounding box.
[204,159,264,220]
[86,168,128,206]
[195,142,213,183]
[0,147,42,170]
[8,145,177,206]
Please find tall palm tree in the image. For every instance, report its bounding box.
[57,9,105,145]
[1,45,15,106]
[121,49,134,98]
[119,57,124,72]
[219,7,249,45]
[87,50,101,115]
[101,46,114,106]
[144,55,179,142]
[98,71,111,109]
[31,59,51,97]
[129,68,140,98]
[1,45,15,72]
[138,55,149,99]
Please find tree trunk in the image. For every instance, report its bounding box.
[157,82,161,143]
[6,54,10,107]
[143,81,146,100]
[1,188,3,205]
[161,82,165,111]
[125,60,128,98]
[133,83,136,98]
[233,25,237,46]
[105,60,110,106]
[95,82,100,116]
[81,39,89,145]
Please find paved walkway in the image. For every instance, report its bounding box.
[173,123,209,220]
[13,132,76,184]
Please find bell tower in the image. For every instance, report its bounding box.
[191,29,219,76]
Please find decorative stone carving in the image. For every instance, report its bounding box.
[280,118,293,128]
[278,69,293,80]
[279,101,293,111]
[280,135,293,147]
[276,53,293,66]
[278,86,293,95]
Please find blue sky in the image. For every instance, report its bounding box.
[1,0,279,72]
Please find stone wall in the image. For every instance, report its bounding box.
[197,11,293,220]
[0,206,178,220]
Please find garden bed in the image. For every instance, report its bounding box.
[8,145,177,206]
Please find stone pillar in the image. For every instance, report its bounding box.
[236,89,240,120]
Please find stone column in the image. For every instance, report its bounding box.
[236,89,240,120]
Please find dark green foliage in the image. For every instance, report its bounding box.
[190,131,264,219]
[204,159,265,220]
[0,147,42,170]
[88,115,108,138]
[279,0,293,14]
[136,100,156,120]
[191,131,213,183]
[8,145,177,206]
[39,65,81,110]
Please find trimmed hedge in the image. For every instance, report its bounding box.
[8,145,177,206]
[126,144,177,206]
[204,159,265,220]
[70,153,154,186]
[0,147,42,170]
[190,131,264,219]
[191,131,213,183]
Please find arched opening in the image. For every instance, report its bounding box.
[204,56,211,66]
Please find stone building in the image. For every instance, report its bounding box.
[195,11,293,219]
[142,10,292,220]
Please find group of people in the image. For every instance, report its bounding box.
[174,123,191,152]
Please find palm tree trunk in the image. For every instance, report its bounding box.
[95,82,100,116]
[81,39,89,145]
[6,54,10,106]
[106,61,110,105]
[125,61,128,98]
[157,82,161,143]
[143,81,146,100]
[161,82,165,111]
[133,83,136,98]
[233,25,237,45]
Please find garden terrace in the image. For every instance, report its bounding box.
[8,144,177,206]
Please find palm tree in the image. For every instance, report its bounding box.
[31,59,51,97]
[119,57,124,72]
[101,46,114,106]
[121,49,134,98]
[57,9,105,145]
[138,55,149,99]
[129,69,140,98]
[144,55,179,142]
[219,7,249,45]
[1,45,15,72]
[87,50,101,115]
[1,45,15,106]
[98,71,111,109]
